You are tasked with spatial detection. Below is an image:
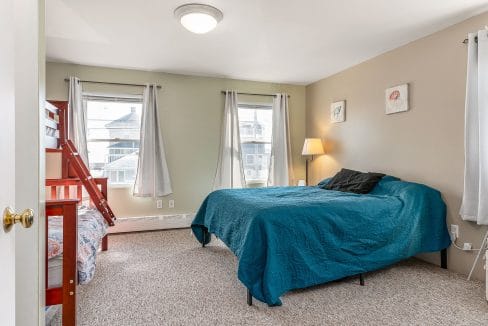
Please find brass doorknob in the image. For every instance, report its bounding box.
[3,207,34,230]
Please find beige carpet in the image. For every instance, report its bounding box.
[52,230,488,325]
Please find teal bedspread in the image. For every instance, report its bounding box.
[191,176,451,306]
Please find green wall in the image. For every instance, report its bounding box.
[46,62,306,217]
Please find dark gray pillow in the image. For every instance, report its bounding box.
[317,177,332,187]
[322,168,385,194]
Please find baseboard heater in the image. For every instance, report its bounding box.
[108,213,194,234]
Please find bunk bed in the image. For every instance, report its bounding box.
[44,100,116,326]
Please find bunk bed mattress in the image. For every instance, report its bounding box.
[48,206,108,285]
[47,256,63,288]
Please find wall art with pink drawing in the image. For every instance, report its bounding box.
[385,84,409,114]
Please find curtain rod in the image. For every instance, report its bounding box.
[220,91,290,98]
[63,78,162,89]
[464,27,488,44]
[462,36,477,44]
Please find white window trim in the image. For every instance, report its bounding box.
[238,102,272,110]
[82,91,143,102]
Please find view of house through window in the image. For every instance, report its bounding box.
[85,97,142,185]
[238,104,272,184]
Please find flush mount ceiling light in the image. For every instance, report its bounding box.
[174,3,223,34]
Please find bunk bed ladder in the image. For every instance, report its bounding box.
[61,140,116,226]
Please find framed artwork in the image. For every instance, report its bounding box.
[330,100,345,123]
[385,84,409,114]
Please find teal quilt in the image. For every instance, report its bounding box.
[191,176,451,306]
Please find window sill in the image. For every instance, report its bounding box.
[246,180,267,188]
[109,183,133,189]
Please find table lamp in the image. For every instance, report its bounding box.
[302,138,325,185]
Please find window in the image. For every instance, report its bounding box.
[238,104,272,184]
[85,96,142,185]
[246,154,255,165]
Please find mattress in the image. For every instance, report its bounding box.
[47,256,63,288]
[47,206,108,285]
[45,304,61,326]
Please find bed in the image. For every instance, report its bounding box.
[45,100,116,325]
[45,178,112,326]
[191,176,451,306]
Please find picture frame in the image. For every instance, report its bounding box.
[330,100,345,123]
[385,84,409,114]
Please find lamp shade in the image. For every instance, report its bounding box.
[302,138,325,156]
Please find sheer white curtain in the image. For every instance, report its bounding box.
[133,84,172,197]
[268,93,294,186]
[213,90,245,190]
[68,76,89,165]
[460,30,488,225]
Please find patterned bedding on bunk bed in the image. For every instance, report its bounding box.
[47,206,108,284]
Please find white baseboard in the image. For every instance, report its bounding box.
[109,213,194,234]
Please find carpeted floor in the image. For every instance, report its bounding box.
[52,229,488,325]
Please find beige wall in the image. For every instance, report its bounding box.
[46,62,306,217]
[306,12,488,280]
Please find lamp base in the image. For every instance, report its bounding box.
[305,159,310,186]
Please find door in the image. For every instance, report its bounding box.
[1,0,45,325]
[0,1,17,323]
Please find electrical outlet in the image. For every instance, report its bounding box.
[156,199,163,209]
[450,224,459,241]
[168,199,174,208]
[463,243,472,251]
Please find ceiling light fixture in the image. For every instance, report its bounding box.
[174,3,223,34]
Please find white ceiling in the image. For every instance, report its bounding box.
[46,0,488,85]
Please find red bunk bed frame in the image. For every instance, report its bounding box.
[45,100,116,325]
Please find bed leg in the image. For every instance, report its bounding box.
[247,289,253,306]
[202,228,206,248]
[359,273,365,286]
[63,203,77,326]
[441,248,447,269]
[63,291,76,326]
[101,235,108,251]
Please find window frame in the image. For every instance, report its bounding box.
[237,102,273,185]
[83,92,143,187]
